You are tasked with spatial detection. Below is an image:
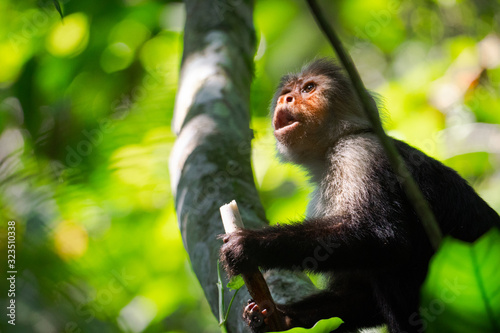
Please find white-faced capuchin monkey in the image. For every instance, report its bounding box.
[220,59,500,333]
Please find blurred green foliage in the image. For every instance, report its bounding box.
[0,0,499,332]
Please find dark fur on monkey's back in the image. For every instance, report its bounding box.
[220,59,500,333]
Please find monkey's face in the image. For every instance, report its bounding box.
[272,75,332,160]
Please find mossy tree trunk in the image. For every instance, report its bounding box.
[170,1,317,331]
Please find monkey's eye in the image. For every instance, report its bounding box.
[301,82,316,93]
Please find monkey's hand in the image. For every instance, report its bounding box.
[243,300,268,333]
[244,299,293,333]
[219,229,259,277]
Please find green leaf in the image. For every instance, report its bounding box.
[53,0,64,19]
[421,227,500,333]
[269,317,343,333]
[227,275,244,291]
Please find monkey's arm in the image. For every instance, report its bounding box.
[220,215,411,276]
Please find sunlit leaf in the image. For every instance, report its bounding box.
[421,227,500,332]
[46,13,89,57]
[227,275,244,291]
[269,317,343,333]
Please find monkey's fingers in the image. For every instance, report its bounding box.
[245,301,259,313]
[243,300,271,333]
[245,301,270,318]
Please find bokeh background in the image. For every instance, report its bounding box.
[0,0,499,332]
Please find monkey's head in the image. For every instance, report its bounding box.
[271,59,372,165]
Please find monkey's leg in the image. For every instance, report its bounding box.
[251,288,384,333]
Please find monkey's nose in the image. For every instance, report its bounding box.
[285,95,294,103]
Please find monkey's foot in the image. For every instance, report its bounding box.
[243,299,269,333]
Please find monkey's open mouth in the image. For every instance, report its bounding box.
[274,108,299,133]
